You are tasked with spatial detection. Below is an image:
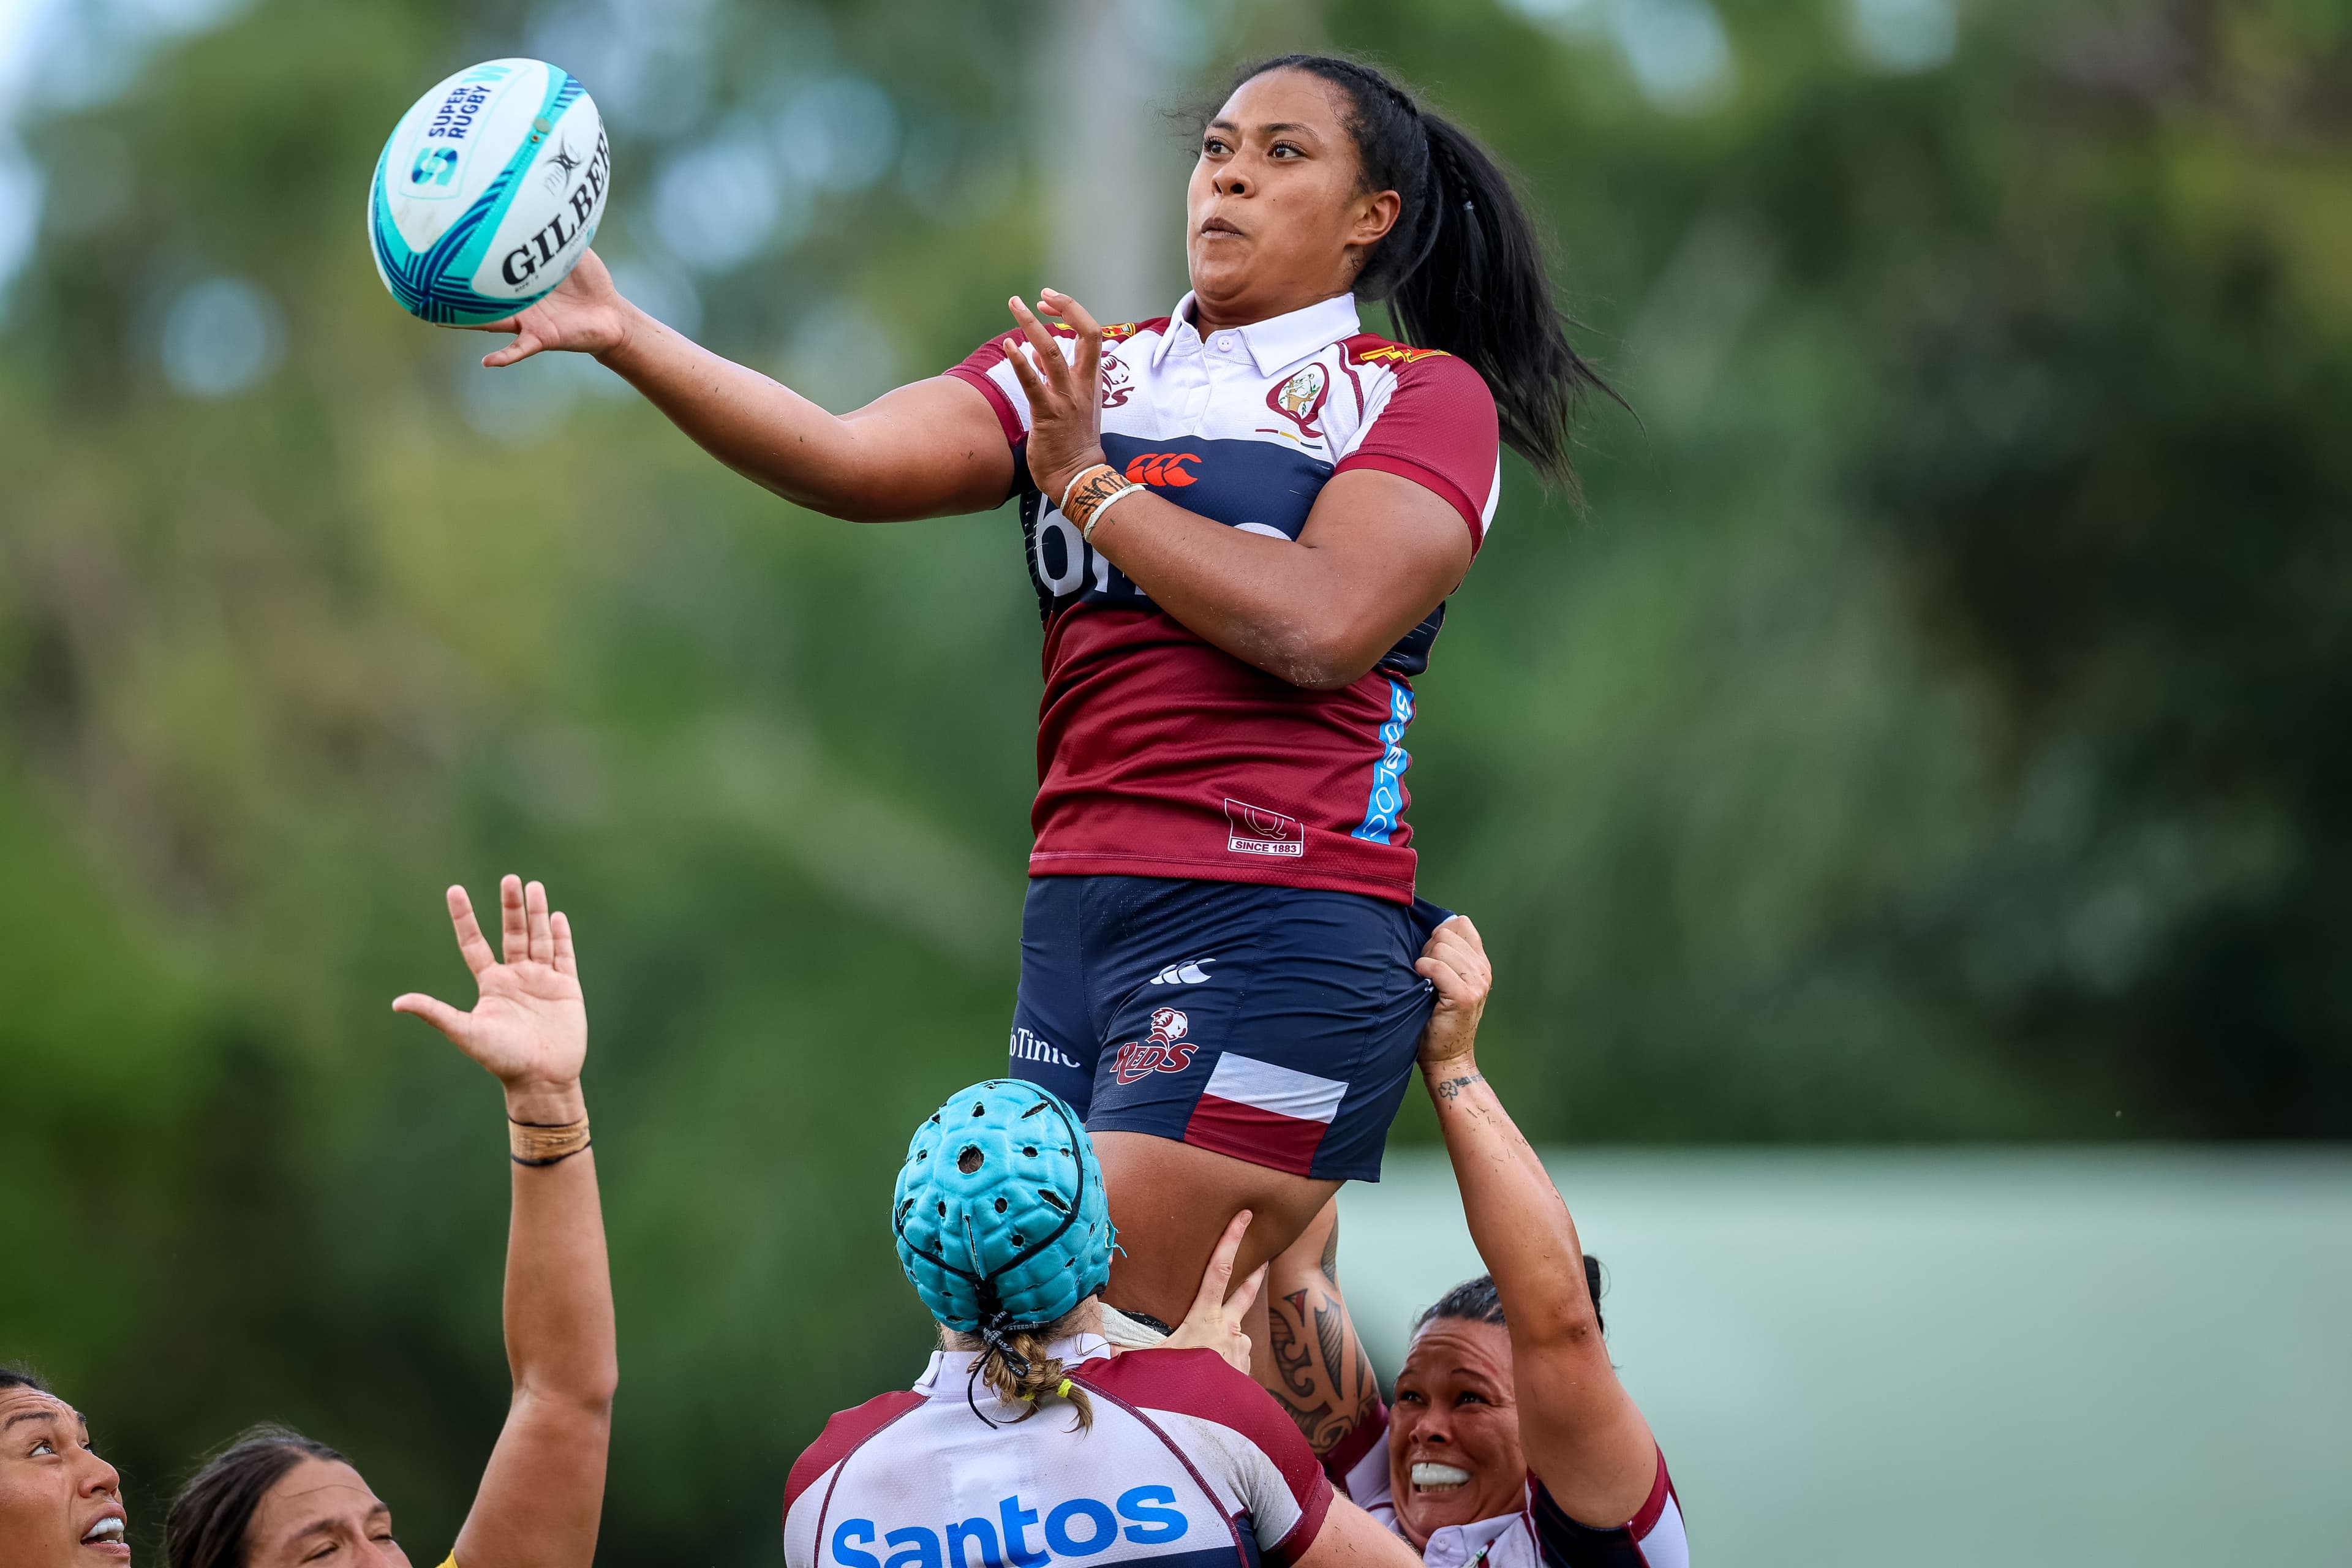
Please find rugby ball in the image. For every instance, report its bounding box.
[369,59,608,325]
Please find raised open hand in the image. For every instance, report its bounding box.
[1159,1209,1268,1374]
[394,875,587,1096]
[1000,288,1109,503]
[466,249,633,368]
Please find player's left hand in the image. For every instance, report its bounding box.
[1161,1209,1268,1374]
[1415,915,1491,1071]
[1001,288,1110,503]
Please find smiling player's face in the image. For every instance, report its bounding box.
[242,1458,411,1568]
[1387,1319,1530,1547]
[0,1388,129,1568]
[1187,70,1401,326]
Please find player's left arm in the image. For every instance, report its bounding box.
[1005,290,1474,692]
[394,876,617,1568]
[1414,918,1660,1531]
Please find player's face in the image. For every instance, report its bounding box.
[1188,70,1401,322]
[0,1389,129,1568]
[1387,1319,1528,1545]
[242,1458,411,1568]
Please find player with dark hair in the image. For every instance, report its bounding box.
[162,876,617,1568]
[0,1363,128,1568]
[469,51,1618,1409]
[1269,921,1689,1564]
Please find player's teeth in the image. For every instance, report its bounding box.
[1412,1463,1472,1490]
[83,1520,124,1542]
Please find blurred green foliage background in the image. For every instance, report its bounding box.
[3,0,2349,1562]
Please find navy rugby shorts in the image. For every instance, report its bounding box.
[1006,874,1453,1183]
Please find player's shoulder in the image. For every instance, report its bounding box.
[1080,1347,1292,1433]
[783,1389,927,1511]
[1078,1344,1248,1404]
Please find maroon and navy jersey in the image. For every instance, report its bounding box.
[946,292,1501,905]
[1325,1403,1690,1568]
[784,1336,1333,1568]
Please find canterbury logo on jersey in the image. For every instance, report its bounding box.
[1123,452,1200,487]
[829,1486,1189,1568]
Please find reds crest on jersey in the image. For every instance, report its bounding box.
[1266,363,1329,437]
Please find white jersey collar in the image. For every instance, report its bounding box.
[1417,1507,1526,1568]
[911,1332,1113,1401]
[1155,291,1362,378]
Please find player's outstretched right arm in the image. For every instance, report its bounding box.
[1413,918,1660,1532]
[467,251,1017,523]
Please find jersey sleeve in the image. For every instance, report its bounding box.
[1529,1450,1689,1568]
[1087,1348,1336,1565]
[1323,1398,1393,1509]
[943,329,1084,452]
[782,1391,927,1568]
[1333,349,1502,552]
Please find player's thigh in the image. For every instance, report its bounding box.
[1087,884,1437,1184]
[1094,1131,1340,1326]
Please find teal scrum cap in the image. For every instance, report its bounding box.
[892,1079,1114,1335]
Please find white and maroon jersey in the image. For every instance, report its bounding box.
[945,292,1501,906]
[784,1336,1335,1568]
[1324,1404,1689,1568]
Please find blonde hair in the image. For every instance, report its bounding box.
[944,1303,1096,1430]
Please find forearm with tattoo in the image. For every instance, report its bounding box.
[1263,1222,1382,1457]
[1433,1071,1487,1102]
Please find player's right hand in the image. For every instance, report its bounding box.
[466,248,632,366]
[1160,1210,1268,1375]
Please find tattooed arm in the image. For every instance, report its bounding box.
[1261,1199,1385,1460]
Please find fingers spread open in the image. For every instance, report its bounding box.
[447,885,496,976]
[499,873,528,965]
[524,879,553,964]
[551,909,578,977]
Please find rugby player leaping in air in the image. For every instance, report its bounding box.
[467,53,1618,1436]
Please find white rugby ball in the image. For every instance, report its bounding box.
[368,58,608,325]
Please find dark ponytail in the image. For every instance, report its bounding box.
[1234,55,1623,497]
